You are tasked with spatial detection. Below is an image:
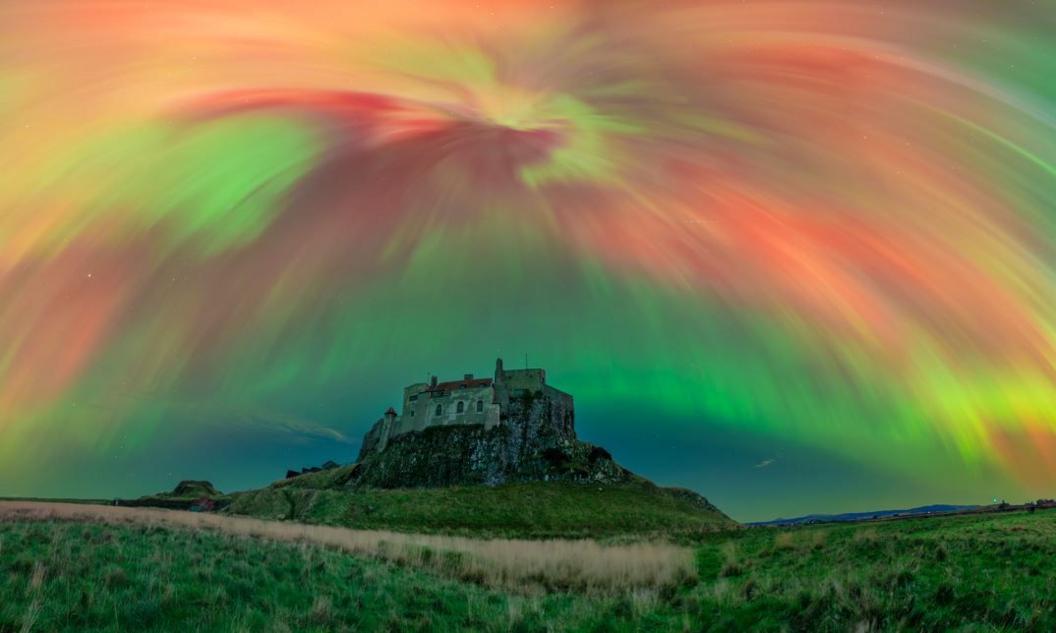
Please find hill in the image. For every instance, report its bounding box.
[752,504,981,526]
[112,480,231,511]
[226,466,736,538]
[165,480,223,499]
[221,361,735,537]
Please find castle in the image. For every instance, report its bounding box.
[358,358,574,460]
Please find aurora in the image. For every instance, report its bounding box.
[1,0,1054,520]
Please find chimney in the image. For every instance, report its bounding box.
[430,375,438,388]
[494,358,505,383]
[464,373,473,380]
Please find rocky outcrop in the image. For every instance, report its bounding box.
[170,480,222,498]
[285,460,341,479]
[114,480,229,511]
[348,426,631,489]
[348,390,630,488]
[358,417,389,461]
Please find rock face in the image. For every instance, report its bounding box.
[351,412,630,489]
[347,362,632,489]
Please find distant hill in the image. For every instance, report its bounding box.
[751,504,980,526]
[166,480,223,499]
[112,480,230,511]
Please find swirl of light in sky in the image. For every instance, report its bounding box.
[1,0,1054,515]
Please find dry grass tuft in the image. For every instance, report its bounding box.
[854,527,879,542]
[309,595,332,624]
[773,532,796,550]
[28,562,46,592]
[0,501,695,593]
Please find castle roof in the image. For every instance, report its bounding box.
[430,377,493,392]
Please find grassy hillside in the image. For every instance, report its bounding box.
[0,518,660,633]
[226,472,736,538]
[2,506,1055,631]
[690,509,1056,631]
[1,501,698,594]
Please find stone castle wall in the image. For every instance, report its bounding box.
[357,360,574,462]
[348,359,635,488]
[349,380,617,488]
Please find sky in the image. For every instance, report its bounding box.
[1,1,1055,522]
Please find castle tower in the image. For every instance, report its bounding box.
[378,406,397,453]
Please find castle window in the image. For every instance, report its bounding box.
[435,404,442,417]
[456,401,464,413]
[476,399,483,412]
[410,409,415,417]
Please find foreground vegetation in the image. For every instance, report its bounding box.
[2,518,628,633]
[691,509,1056,631]
[0,502,693,593]
[1,506,696,633]
[2,502,1055,632]
[227,474,735,538]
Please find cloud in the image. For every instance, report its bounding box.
[170,403,355,445]
[248,412,354,444]
[754,459,775,469]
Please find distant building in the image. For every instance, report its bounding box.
[358,358,574,459]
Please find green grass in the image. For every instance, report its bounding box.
[226,478,734,538]
[689,509,1056,631]
[0,518,691,633]
[3,508,1056,631]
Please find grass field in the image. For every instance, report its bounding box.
[226,476,735,538]
[2,502,1055,632]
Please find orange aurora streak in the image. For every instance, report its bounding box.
[1,0,1055,503]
